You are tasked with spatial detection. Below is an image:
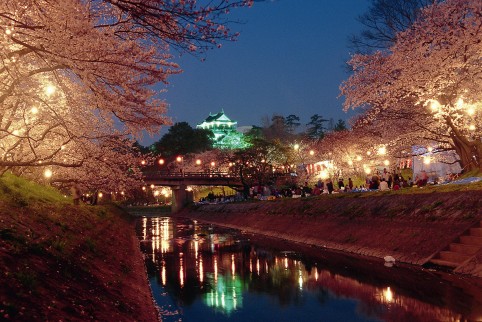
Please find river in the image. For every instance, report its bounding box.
[135,216,482,322]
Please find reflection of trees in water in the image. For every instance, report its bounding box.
[247,263,304,307]
[137,217,482,321]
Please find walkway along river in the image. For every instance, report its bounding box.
[136,216,482,322]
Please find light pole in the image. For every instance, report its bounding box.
[176,156,183,176]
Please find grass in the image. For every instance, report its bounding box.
[0,172,158,321]
[0,172,69,205]
[194,186,237,200]
[329,171,482,200]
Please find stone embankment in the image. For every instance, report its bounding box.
[178,190,482,276]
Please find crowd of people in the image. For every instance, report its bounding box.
[246,168,419,200]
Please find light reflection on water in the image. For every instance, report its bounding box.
[136,216,482,322]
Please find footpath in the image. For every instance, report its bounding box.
[178,189,482,277]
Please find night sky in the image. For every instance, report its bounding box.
[144,0,370,145]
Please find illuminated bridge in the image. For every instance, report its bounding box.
[143,171,243,187]
[143,171,244,212]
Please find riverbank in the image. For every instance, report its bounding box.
[177,188,482,276]
[0,174,159,321]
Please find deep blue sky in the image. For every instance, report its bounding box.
[144,0,370,145]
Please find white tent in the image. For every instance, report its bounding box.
[412,147,461,183]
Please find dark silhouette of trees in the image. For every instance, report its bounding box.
[350,0,434,52]
[306,114,328,139]
[333,119,347,132]
[285,115,301,134]
[152,122,213,157]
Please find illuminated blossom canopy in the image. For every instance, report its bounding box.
[341,0,482,172]
[0,0,251,191]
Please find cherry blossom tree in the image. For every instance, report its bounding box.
[0,0,251,189]
[341,0,482,172]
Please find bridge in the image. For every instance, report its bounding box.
[143,171,243,187]
[143,171,244,212]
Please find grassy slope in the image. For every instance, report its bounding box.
[0,173,158,321]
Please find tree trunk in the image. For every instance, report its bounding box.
[452,134,480,173]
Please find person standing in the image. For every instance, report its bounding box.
[71,184,81,205]
[337,178,345,190]
[348,178,354,190]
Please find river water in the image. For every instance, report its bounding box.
[135,216,482,322]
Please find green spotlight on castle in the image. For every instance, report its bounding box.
[196,109,250,149]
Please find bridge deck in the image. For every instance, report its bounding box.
[143,171,243,187]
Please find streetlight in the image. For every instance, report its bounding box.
[45,84,56,97]
[161,188,168,205]
[153,190,160,204]
[176,156,183,176]
[378,146,386,155]
[44,169,52,179]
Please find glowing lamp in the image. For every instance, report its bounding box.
[196,159,201,165]
[469,124,476,131]
[309,150,314,156]
[429,99,441,111]
[45,84,56,96]
[384,160,390,166]
[176,156,182,162]
[44,169,52,178]
[456,98,464,108]
[158,159,165,165]
[320,170,329,179]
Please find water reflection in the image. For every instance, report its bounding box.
[137,217,482,322]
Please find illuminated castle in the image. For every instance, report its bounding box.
[196,109,249,149]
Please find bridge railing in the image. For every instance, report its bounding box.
[143,171,232,179]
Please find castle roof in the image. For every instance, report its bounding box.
[201,109,232,123]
